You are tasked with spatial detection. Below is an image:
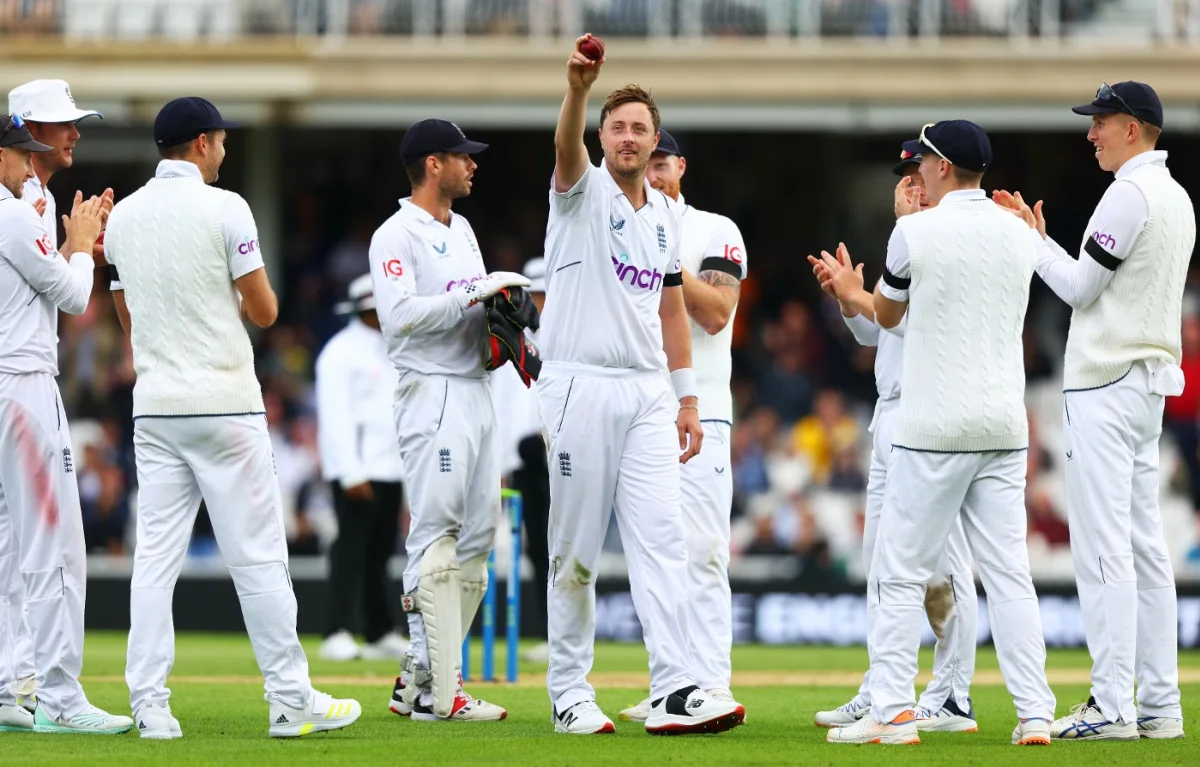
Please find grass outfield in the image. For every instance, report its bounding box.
[16,631,1198,766]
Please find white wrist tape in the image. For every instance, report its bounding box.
[670,367,697,401]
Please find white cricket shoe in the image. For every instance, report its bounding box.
[411,688,507,722]
[33,705,133,735]
[359,632,409,661]
[0,704,33,732]
[1051,698,1137,741]
[645,686,745,735]
[826,710,919,744]
[135,704,182,740]
[553,700,615,734]
[1137,715,1185,740]
[914,697,977,732]
[522,642,550,664]
[815,695,870,728]
[618,697,650,723]
[318,630,359,662]
[11,675,36,714]
[268,691,361,738]
[1011,717,1051,745]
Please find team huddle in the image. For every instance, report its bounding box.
[0,35,1192,745]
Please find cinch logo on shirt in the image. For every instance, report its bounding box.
[446,275,485,292]
[611,254,663,293]
[1092,231,1116,251]
[237,238,259,255]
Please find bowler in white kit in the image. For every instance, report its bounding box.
[105,97,361,739]
[810,144,978,734]
[370,118,526,723]
[617,129,747,722]
[827,120,1055,746]
[538,36,744,736]
[999,81,1194,741]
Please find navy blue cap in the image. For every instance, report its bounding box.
[154,97,239,147]
[400,119,488,166]
[1072,81,1163,129]
[892,145,921,176]
[901,120,993,173]
[653,128,681,157]
[0,114,52,152]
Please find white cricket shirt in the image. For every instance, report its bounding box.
[0,183,94,375]
[369,199,488,378]
[315,318,405,486]
[842,293,904,402]
[676,195,747,422]
[540,163,684,373]
[23,176,56,244]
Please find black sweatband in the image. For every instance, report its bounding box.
[882,267,911,291]
[1084,236,1122,271]
[664,271,683,287]
[699,256,742,279]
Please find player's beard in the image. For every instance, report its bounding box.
[441,177,471,200]
[0,172,23,198]
[606,144,649,181]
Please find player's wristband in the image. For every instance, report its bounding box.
[670,367,697,401]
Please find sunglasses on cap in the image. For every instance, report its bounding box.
[1095,82,1140,122]
[918,123,950,165]
[0,113,27,144]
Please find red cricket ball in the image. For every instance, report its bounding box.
[580,37,605,62]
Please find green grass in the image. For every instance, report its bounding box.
[11,631,1199,765]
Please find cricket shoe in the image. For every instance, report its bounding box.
[1011,717,1051,745]
[1137,716,1185,740]
[135,704,182,740]
[645,686,745,735]
[12,675,36,713]
[33,705,133,735]
[1051,697,1137,741]
[268,691,361,738]
[0,704,33,732]
[827,710,919,744]
[553,700,615,734]
[914,696,977,732]
[410,688,506,722]
[388,676,414,716]
[318,630,359,661]
[359,632,409,661]
[815,695,870,728]
[618,697,650,723]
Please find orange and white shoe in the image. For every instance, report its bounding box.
[826,710,920,744]
[1011,717,1052,745]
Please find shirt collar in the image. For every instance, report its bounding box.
[600,162,659,208]
[155,159,205,180]
[0,184,13,202]
[938,188,988,205]
[398,197,451,227]
[1116,150,1168,179]
[24,176,47,196]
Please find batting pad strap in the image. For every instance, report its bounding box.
[670,367,698,401]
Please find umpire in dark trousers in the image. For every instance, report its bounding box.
[491,258,552,662]
[316,274,409,661]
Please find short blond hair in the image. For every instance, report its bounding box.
[600,85,660,131]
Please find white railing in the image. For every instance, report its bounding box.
[0,0,1192,41]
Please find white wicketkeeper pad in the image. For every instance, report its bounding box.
[418,535,463,718]
[459,552,490,643]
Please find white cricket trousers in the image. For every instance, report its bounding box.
[394,373,499,669]
[870,447,1054,723]
[538,364,695,711]
[1062,362,1181,723]
[858,397,977,711]
[680,420,733,693]
[126,415,312,714]
[0,373,89,719]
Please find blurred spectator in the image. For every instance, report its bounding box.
[756,301,819,421]
[1026,411,1069,550]
[72,419,130,554]
[791,389,860,486]
[1168,308,1200,561]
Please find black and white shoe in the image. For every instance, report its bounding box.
[644,685,745,735]
[553,700,616,734]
